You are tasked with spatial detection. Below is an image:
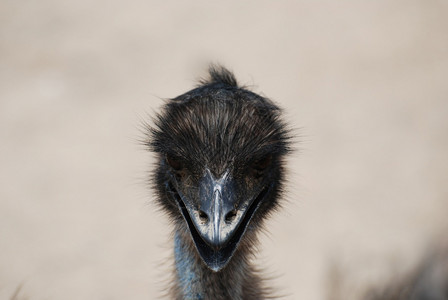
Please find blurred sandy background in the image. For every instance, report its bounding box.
[1,1,448,299]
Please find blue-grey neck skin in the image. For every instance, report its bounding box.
[174,232,205,300]
[173,231,251,300]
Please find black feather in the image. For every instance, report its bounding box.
[198,64,239,87]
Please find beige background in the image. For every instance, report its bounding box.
[1,1,448,299]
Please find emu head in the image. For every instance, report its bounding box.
[148,66,290,272]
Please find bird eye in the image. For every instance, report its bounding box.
[166,154,183,171]
[251,155,272,171]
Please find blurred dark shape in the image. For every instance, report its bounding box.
[10,284,28,300]
[328,242,448,300]
[362,246,448,300]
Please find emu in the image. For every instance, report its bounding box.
[147,66,291,299]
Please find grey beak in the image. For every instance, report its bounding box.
[173,168,267,271]
[191,170,239,249]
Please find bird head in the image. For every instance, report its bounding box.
[148,66,291,272]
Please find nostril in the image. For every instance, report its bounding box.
[199,210,209,223]
[225,210,237,223]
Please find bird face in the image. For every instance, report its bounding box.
[149,70,290,272]
[165,150,277,271]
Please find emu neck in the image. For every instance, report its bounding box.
[173,231,262,300]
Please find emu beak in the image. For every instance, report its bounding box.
[174,169,266,272]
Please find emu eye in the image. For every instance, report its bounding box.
[166,154,183,171]
[251,155,272,172]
